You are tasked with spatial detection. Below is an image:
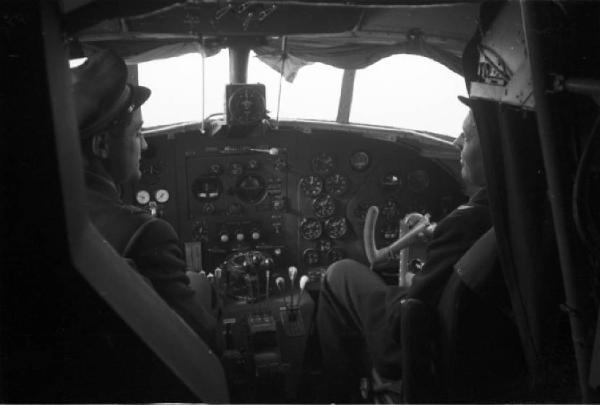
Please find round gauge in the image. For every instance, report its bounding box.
[247,159,260,170]
[312,194,336,218]
[236,174,266,204]
[381,199,401,221]
[299,175,324,197]
[155,189,169,203]
[317,237,333,252]
[201,203,216,215]
[136,190,151,205]
[192,177,222,201]
[324,216,348,239]
[209,163,222,175]
[311,152,335,175]
[229,162,244,176]
[349,151,370,172]
[407,170,430,193]
[382,173,402,189]
[300,217,323,240]
[327,248,345,263]
[228,86,266,124]
[303,248,320,266]
[325,173,350,196]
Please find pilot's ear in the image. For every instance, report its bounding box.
[90,132,110,159]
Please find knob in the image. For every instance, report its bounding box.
[251,230,261,240]
[274,248,282,256]
[261,256,274,270]
[219,232,230,243]
[235,231,245,241]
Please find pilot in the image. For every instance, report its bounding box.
[316,104,492,401]
[71,50,222,354]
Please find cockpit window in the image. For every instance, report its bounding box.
[138,50,229,128]
[248,52,343,121]
[135,51,467,135]
[350,54,469,137]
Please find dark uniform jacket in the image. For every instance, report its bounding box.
[85,169,220,353]
[375,188,492,377]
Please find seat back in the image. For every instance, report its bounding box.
[400,228,526,403]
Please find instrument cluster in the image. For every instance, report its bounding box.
[129,127,464,281]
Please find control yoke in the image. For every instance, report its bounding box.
[363,206,436,266]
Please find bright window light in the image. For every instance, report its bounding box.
[350,54,469,136]
[248,52,343,121]
[138,51,229,127]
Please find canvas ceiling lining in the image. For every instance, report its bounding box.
[73,3,479,78]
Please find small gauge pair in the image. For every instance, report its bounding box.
[136,189,170,205]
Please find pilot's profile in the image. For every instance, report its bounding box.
[316,105,520,402]
[71,50,222,354]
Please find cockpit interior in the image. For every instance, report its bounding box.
[2,0,600,403]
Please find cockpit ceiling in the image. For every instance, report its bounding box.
[64,1,480,74]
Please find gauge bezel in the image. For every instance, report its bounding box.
[312,194,336,218]
[299,175,324,197]
[135,190,151,205]
[236,173,266,204]
[349,150,371,172]
[311,152,336,175]
[324,216,348,239]
[299,217,323,240]
[324,173,350,196]
[154,189,170,203]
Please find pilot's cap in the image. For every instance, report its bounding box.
[71,50,150,139]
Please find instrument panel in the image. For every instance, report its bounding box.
[129,126,464,281]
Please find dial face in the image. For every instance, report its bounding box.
[325,216,348,239]
[327,248,345,263]
[317,237,333,252]
[201,203,216,215]
[311,153,335,175]
[136,190,151,205]
[155,189,169,203]
[303,248,320,266]
[300,218,323,240]
[349,151,370,172]
[229,162,244,176]
[236,174,266,204]
[312,194,336,218]
[300,175,324,197]
[407,170,430,193]
[324,173,350,196]
[228,86,266,124]
[209,163,222,175]
[382,172,402,189]
[192,177,222,201]
[381,199,401,221]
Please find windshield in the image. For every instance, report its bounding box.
[136,50,467,136]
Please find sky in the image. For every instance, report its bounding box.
[83,51,470,136]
